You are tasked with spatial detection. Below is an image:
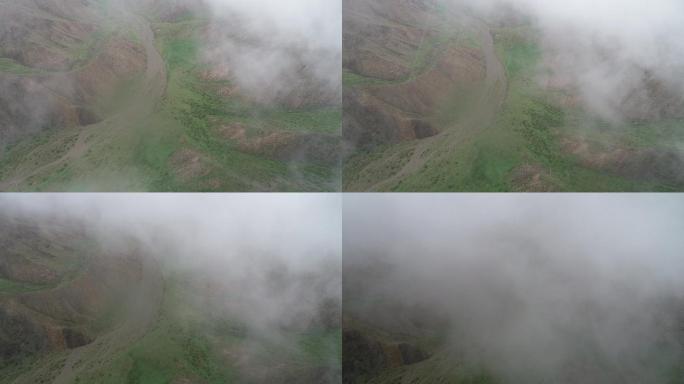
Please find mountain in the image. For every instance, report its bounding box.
[343,255,684,384]
[0,0,340,192]
[0,212,341,383]
[342,0,684,192]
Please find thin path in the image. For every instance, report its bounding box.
[9,251,164,384]
[0,1,167,191]
[52,254,163,384]
[366,18,507,191]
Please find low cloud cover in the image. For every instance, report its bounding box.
[345,194,684,383]
[1,193,341,336]
[461,0,684,121]
[203,0,342,106]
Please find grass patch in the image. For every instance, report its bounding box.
[0,10,339,192]
[0,278,49,294]
[155,21,338,190]
[163,38,198,71]
[346,23,679,192]
[298,328,342,366]
[240,106,341,134]
[0,58,42,75]
[343,70,398,87]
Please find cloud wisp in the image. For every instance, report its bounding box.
[1,193,342,338]
[461,0,684,121]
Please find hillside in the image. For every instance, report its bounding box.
[344,263,684,384]
[0,0,340,192]
[0,213,341,384]
[343,0,684,191]
[0,214,154,383]
[342,194,684,384]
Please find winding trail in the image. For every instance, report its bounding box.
[366,18,508,191]
[44,5,168,373]
[52,254,163,384]
[9,250,164,384]
[0,1,167,191]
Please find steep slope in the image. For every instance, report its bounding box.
[343,0,488,148]
[343,259,684,384]
[0,212,341,384]
[0,0,146,151]
[0,215,155,383]
[0,0,340,192]
[343,0,684,192]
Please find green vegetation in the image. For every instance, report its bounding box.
[151,20,337,191]
[70,271,339,384]
[0,278,49,294]
[0,8,339,191]
[344,23,683,192]
[299,328,342,366]
[495,27,540,77]
[344,8,475,88]
[71,30,108,69]
[0,58,42,75]
[69,274,238,384]
[0,30,107,76]
[343,70,398,87]
[266,107,341,134]
[345,317,497,384]
[365,359,497,384]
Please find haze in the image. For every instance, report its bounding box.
[344,194,684,383]
[462,0,684,121]
[1,193,342,337]
[204,0,342,105]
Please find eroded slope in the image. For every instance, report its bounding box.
[0,0,340,192]
[343,0,684,192]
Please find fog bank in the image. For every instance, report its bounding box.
[462,0,684,121]
[0,193,342,335]
[203,0,342,106]
[344,194,684,383]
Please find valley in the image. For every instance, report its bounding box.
[343,0,684,192]
[0,0,340,192]
[0,206,341,384]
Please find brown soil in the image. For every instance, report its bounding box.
[0,34,145,148]
[344,0,447,80]
[219,122,248,141]
[72,37,146,102]
[561,135,684,185]
[0,218,80,285]
[219,123,340,166]
[342,326,430,384]
[542,58,684,121]
[0,1,100,71]
[0,217,146,367]
[169,148,211,182]
[368,46,485,116]
[347,8,508,191]
[510,163,557,192]
[202,20,341,109]
[343,0,487,151]
[1,219,164,384]
[0,0,168,191]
